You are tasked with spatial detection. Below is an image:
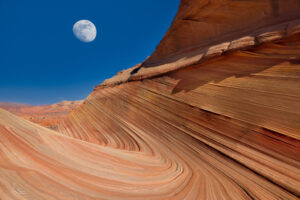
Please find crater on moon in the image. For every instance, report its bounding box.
[73,20,97,43]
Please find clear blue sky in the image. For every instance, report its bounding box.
[0,0,180,105]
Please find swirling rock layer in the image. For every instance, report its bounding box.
[57,34,300,199]
[1,0,300,199]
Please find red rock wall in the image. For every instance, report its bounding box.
[145,0,300,66]
[0,0,299,199]
[57,35,300,198]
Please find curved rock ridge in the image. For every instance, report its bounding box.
[1,0,300,199]
[56,33,300,199]
[144,0,300,66]
[1,66,300,199]
[100,0,300,87]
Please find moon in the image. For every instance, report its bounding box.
[73,20,97,43]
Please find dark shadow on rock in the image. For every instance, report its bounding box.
[270,0,279,16]
[168,47,292,94]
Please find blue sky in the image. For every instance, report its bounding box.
[0,0,180,105]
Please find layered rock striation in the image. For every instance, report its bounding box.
[0,0,300,199]
[58,34,300,199]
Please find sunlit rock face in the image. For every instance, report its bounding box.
[0,0,300,199]
[101,0,300,85]
[144,0,300,67]
[57,35,300,199]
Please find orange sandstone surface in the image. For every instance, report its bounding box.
[0,100,83,130]
[1,0,300,199]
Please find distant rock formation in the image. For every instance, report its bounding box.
[0,0,300,199]
[0,100,83,130]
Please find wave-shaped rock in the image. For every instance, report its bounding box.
[58,35,300,199]
[0,0,300,199]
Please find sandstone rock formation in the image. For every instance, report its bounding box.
[0,100,83,130]
[0,0,300,199]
